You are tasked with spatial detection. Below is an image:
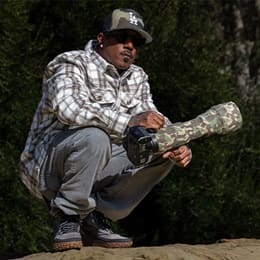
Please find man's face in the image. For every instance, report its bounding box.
[97,30,145,70]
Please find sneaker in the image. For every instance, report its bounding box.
[81,211,133,248]
[53,214,83,251]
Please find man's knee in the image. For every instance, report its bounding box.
[74,127,111,153]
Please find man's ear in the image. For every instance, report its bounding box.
[97,32,105,46]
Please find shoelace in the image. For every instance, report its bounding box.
[91,212,113,232]
[56,219,79,235]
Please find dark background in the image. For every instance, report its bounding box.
[0,0,259,256]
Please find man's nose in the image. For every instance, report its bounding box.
[124,39,135,49]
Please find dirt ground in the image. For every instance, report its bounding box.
[16,238,260,260]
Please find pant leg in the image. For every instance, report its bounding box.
[92,145,174,221]
[39,127,111,218]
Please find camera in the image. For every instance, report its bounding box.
[123,126,158,166]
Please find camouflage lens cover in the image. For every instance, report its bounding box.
[155,101,243,152]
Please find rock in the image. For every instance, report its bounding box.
[16,239,260,260]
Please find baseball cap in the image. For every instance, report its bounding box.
[103,8,152,44]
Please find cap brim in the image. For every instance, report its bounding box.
[108,23,152,44]
[136,29,152,44]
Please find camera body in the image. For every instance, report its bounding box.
[123,126,158,166]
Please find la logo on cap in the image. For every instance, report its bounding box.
[128,12,138,25]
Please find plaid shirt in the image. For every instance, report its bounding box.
[20,40,168,199]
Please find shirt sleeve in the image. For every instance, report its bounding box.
[45,57,131,136]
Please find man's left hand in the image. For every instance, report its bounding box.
[162,145,192,167]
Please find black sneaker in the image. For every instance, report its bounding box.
[53,214,83,251]
[81,211,133,248]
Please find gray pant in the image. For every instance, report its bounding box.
[40,127,174,221]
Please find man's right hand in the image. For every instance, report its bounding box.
[128,111,165,130]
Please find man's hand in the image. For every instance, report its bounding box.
[128,111,165,130]
[162,145,192,167]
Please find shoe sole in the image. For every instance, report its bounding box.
[91,240,133,248]
[53,241,83,251]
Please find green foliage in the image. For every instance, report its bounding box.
[0,0,52,254]
[0,144,52,254]
[142,0,237,119]
[0,0,259,254]
[0,0,45,146]
[156,136,260,244]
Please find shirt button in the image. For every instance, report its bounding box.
[96,95,103,101]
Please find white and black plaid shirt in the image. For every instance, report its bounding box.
[20,40,169,199]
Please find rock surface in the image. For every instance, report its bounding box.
[17,238,260,260]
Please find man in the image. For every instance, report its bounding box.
[20,8,192,251]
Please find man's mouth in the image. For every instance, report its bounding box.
[121,52,133,62]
